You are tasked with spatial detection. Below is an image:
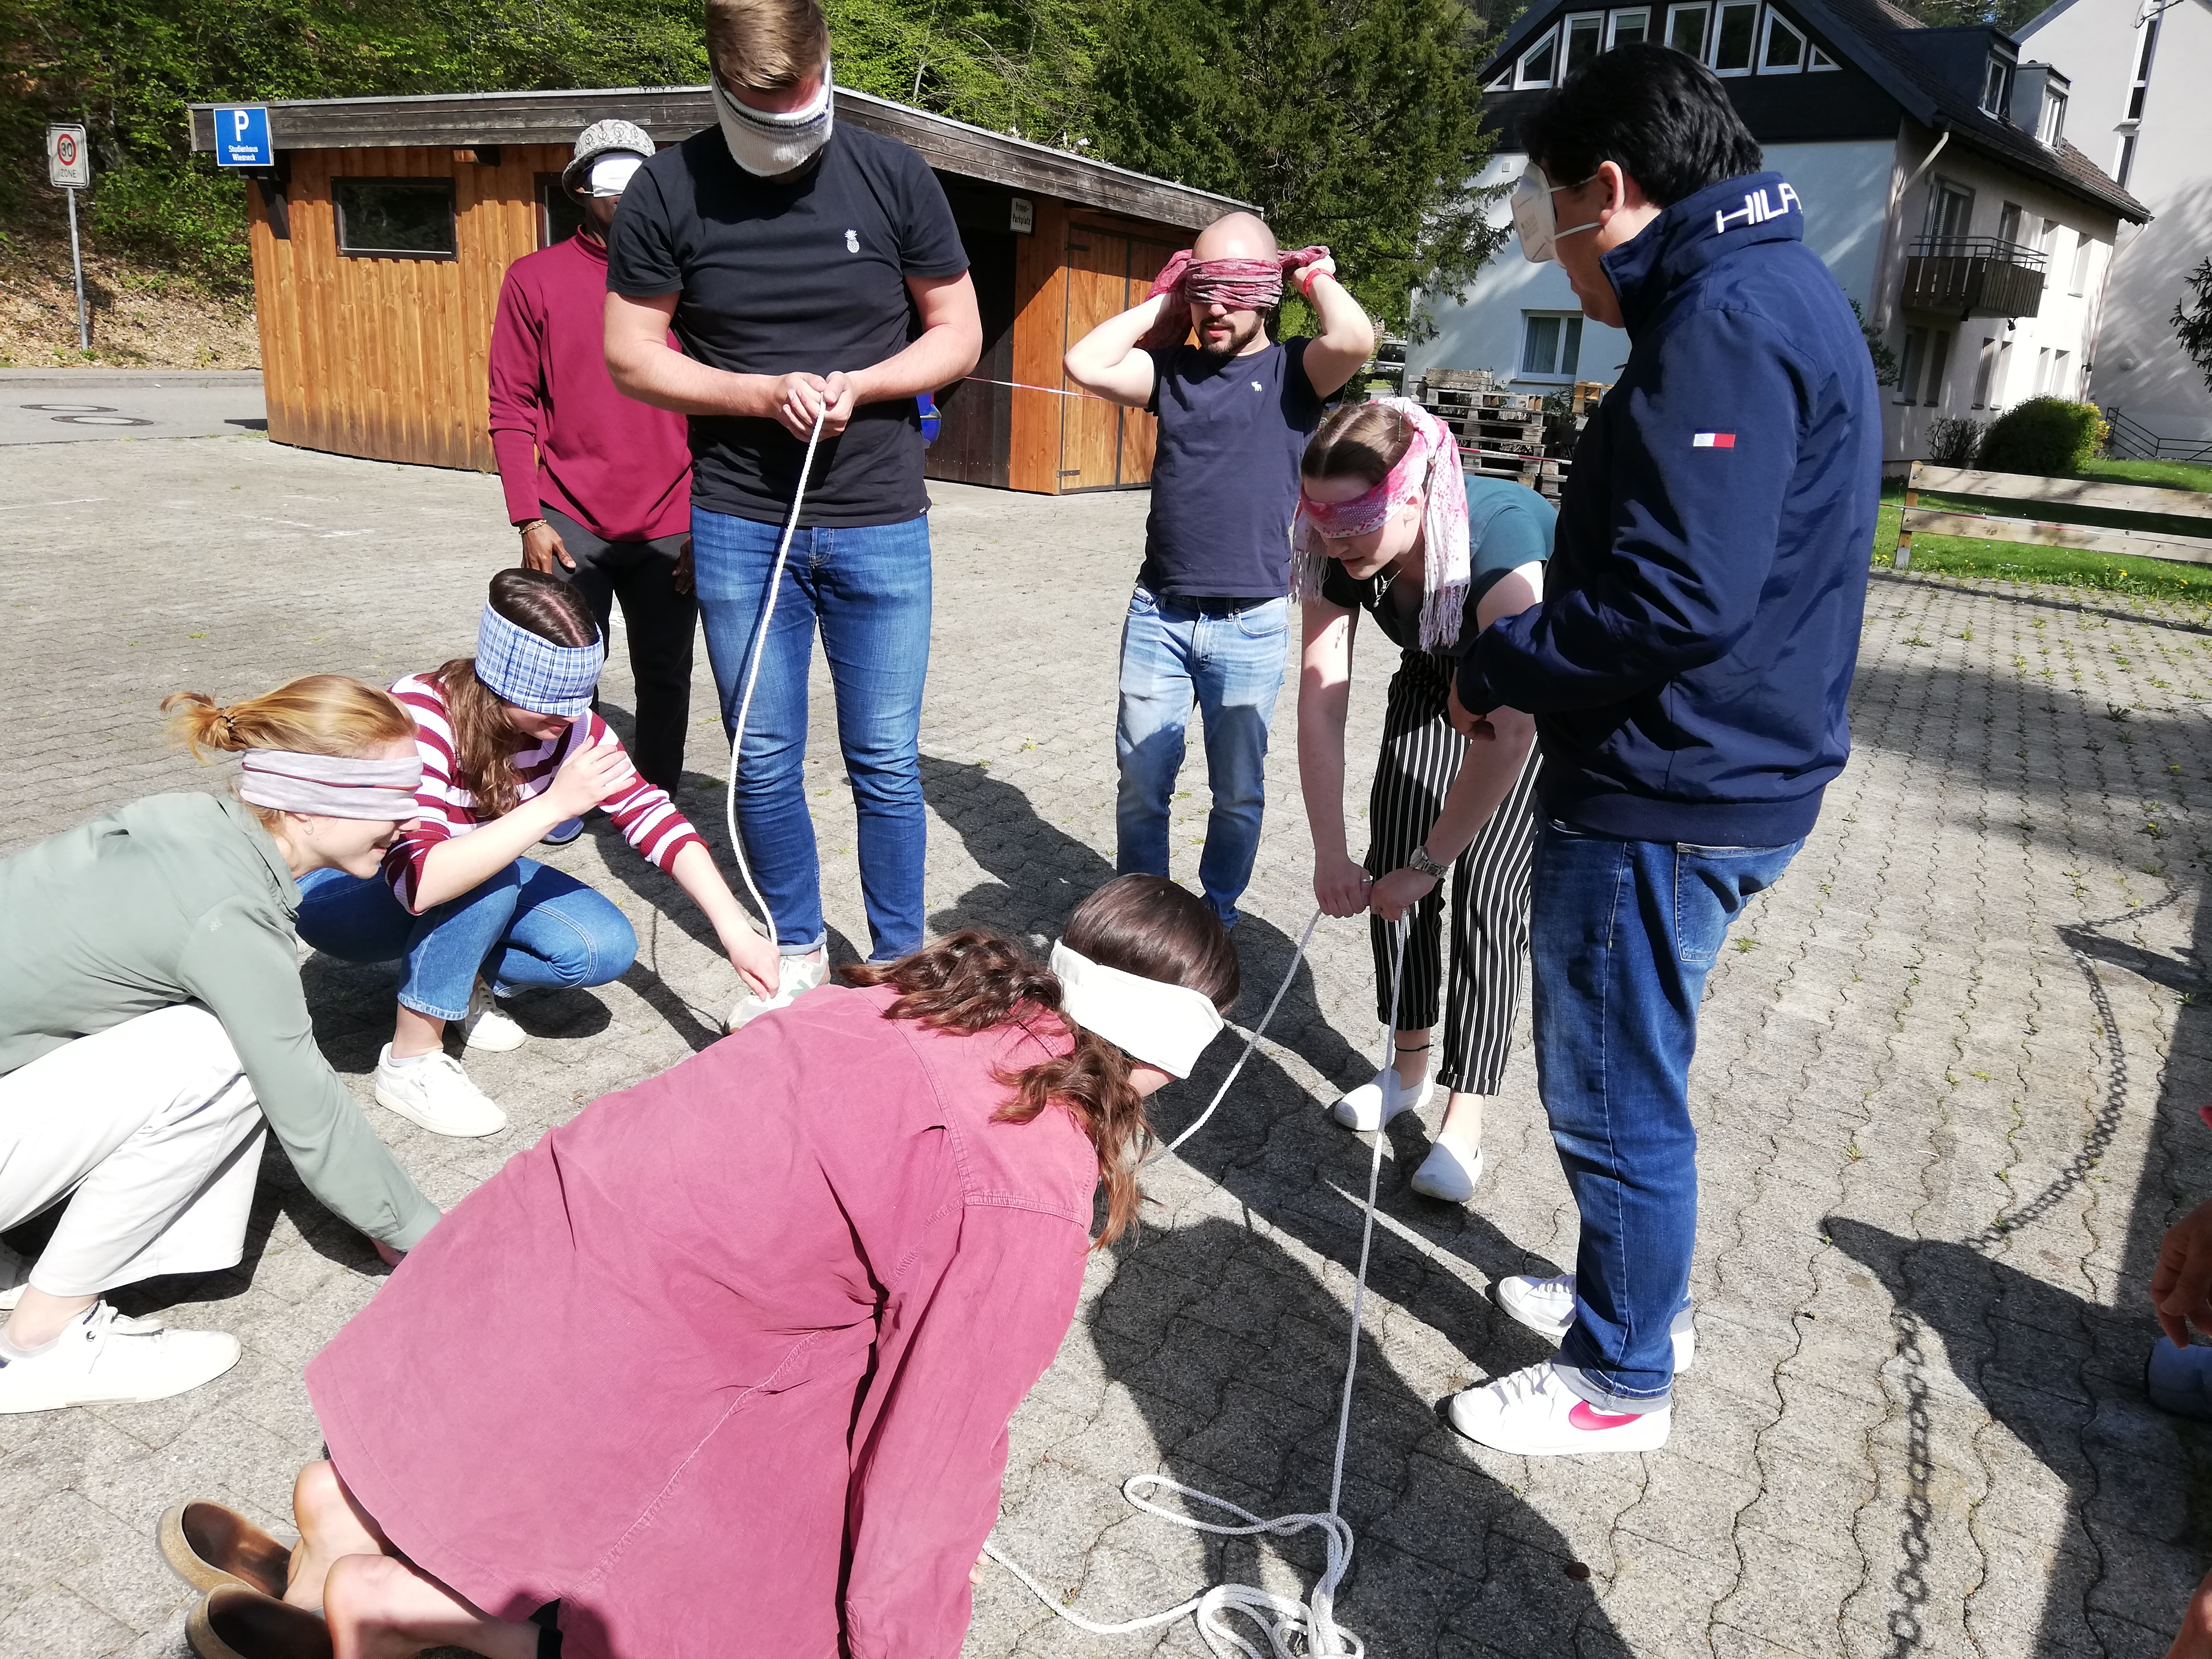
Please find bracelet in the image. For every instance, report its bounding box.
[517,518,549,535]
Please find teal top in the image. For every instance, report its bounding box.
[0,793,440,1250]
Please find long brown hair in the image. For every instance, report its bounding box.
[162,675,416,834]
[433,569,598,818]
[1302,400,1413,488]
[845,875,1239,1245]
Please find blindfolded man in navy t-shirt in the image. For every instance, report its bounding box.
[1063,211,1374,928]
[603,0,982,1026]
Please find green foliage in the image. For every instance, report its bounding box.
[1851,299,1898,387]
[1085,0,1502,338]
[1980,397,2105,476]
[1926,414,1984,469]
[1888,0,2046,33]
[2174,256,2212,398]
[823,0,1096,141]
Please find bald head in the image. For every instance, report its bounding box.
[1193,211,1279,264]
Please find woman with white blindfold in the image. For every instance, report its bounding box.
[1295,398,1553,1202]
[158,876,1235,1659]
[296,570,781,1140]
[0,676,442,1414]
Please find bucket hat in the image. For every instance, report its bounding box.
[562,118,656,196]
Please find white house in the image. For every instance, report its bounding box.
[2018,0,2212,450]
[1411,0,2151,465]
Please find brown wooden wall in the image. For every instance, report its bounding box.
[248,144,568,471]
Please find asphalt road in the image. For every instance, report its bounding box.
[0,369,266,447]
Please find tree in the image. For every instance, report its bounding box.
[1085,0,1503,338]
[2175,257,2212,397]
[824,0,1096,144]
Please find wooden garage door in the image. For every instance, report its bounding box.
[1058,230,1177,491]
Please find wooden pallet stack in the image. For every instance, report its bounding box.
[1416,369,1565,499]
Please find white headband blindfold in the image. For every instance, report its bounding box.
[587,154,645,197]
[711,64,834,178]
[1050,942,1226,1080]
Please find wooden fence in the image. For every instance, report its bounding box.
[1895,463,2212,572]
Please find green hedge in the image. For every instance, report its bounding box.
[1979,397,2106,476]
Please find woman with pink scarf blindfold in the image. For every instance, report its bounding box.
[1294,397,1553,1202]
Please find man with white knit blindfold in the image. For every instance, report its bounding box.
[607,0,982,1024]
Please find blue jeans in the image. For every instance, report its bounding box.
[296,861,637,1023]
[1114,584,1288,928]
[692,506,932,962]
[1529,821,1801,1411]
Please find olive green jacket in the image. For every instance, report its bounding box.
[0,793,440,1250]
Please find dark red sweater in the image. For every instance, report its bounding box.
[488,232,692,543]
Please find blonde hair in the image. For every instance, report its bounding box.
[706,0,830,92]
[163,676,416,831]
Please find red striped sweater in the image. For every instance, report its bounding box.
[383,673,705,912]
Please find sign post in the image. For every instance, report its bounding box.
[46,124,91,353]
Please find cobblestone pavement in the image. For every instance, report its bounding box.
[5,433,2212,1659]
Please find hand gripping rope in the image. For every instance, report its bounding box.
[985,910,1408,1659]
[723,406,829,977]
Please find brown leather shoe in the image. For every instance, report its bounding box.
[186,1587,332,1659]
[159,1501,294,1598]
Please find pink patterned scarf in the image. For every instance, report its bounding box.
[1137,245,1332,352]
[1293,397,1472,653]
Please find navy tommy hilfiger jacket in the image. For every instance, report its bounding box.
[1458,170,1882,847]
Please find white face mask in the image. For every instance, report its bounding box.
[712,63,834,178]
[1511,162,1602,264]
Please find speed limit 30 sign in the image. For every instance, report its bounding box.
[47,125,90,189]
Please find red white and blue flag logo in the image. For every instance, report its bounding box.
[1692,432,1736,449]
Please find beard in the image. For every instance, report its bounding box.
[1195,311,1267,360]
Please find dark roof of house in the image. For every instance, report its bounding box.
[1479,0,2149,223]
[183,85,1248,230]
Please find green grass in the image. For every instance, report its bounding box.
[2075,456,2212,493]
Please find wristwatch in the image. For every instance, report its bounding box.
[1407,845,1450,880]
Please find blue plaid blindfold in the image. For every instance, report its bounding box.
[473,604,602,716]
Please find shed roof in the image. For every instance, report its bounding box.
[185,85,1249,231]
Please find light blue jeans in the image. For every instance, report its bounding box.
[1531,822,1801,1411]
[1114,583,1288,929]
[296,860,637,1023]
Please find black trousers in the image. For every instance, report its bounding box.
[1362,649,1542,1094]
[542,505,697,796]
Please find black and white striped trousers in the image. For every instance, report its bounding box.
[1362,649,1542,1095]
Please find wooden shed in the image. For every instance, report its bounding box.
[184,86,1249,494]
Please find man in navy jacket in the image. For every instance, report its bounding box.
[1443,44,1880,1455]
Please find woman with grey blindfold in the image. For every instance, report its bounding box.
[0,676,443,1415]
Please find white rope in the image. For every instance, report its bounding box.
[723,407,828,964]
[988,914,1408,1659]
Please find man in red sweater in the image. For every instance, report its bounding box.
[489,120,697,801]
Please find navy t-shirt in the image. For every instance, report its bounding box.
[1140,337,1325,599]
[1319,474,1555,660]
[606,126,970,528]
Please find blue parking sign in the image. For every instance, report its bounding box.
[213,106,273,168]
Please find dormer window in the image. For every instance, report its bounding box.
[1515,25,1560,88]
[1564,13,1606,77]
[2039,87,2066,145]
[1981,55,2011,116]
[1760,9,1807,72]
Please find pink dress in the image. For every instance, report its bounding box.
[306,984,1098,1659]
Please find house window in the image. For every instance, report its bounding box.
[2128,16,2160,121]
[1515,25,1560,87]
[1993,339,2014,406]
[1996,200,2023,253]
[1666,2,1710,57]
[333,178,458,260]
[1712,0,1759,72]
[1926,332,1951,407]
[1760,9,1807,72]
[2037,216,2057,255]
[1896,328,1927,404]
[2053,349,2071,397]
[1609,9,1652,48]
[1564,13,1606,77]
[1971,337,1998,408]
[1520,312,1585,380]
[2116,134,2137,189]
[1809,42,1839,69]
[1926,177,1974,248]
[2034,347,2052,396]
[2069,235,2092,296]
[1981,55,2011,116]
[2039,89,2066,145]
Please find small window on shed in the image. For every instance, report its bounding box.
[334,178,458,260]
[1564,13,1605,76]
[1515,26,1560,87]
[1609,9,1651,48]
[536,175,585,249]
[1760,8,1806,71]
[1712,1,1759,73]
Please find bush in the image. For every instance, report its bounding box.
[1979,397,2105,476]
[1926,416,1984,469]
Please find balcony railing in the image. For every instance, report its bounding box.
[1901,236,2047,320]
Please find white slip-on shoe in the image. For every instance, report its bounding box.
[1329,1067,1435,1132]
[373,1047,507,1138]
[461,981,526,1053]
[1444,1360,1671,1455]
[1495,1271,1696,1372]
[1410,1141,1485,1202]
[0,1302,240,1414]
[726,949,829,1033]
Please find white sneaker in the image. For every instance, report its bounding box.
[1495,1271,1695,1372]
[0,1243,27,1312]
[1410,1141,1484,1202]
[1329,1066,1435,1132]
[1445,1360,1671,1455]
[0,1302,240,1413]
[726,949,829,1032]
[461,981,526,1053]
[373,1046,507,1137]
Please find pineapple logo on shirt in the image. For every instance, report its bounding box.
[844,229,860,253]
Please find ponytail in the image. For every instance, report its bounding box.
[162,675,416,830]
